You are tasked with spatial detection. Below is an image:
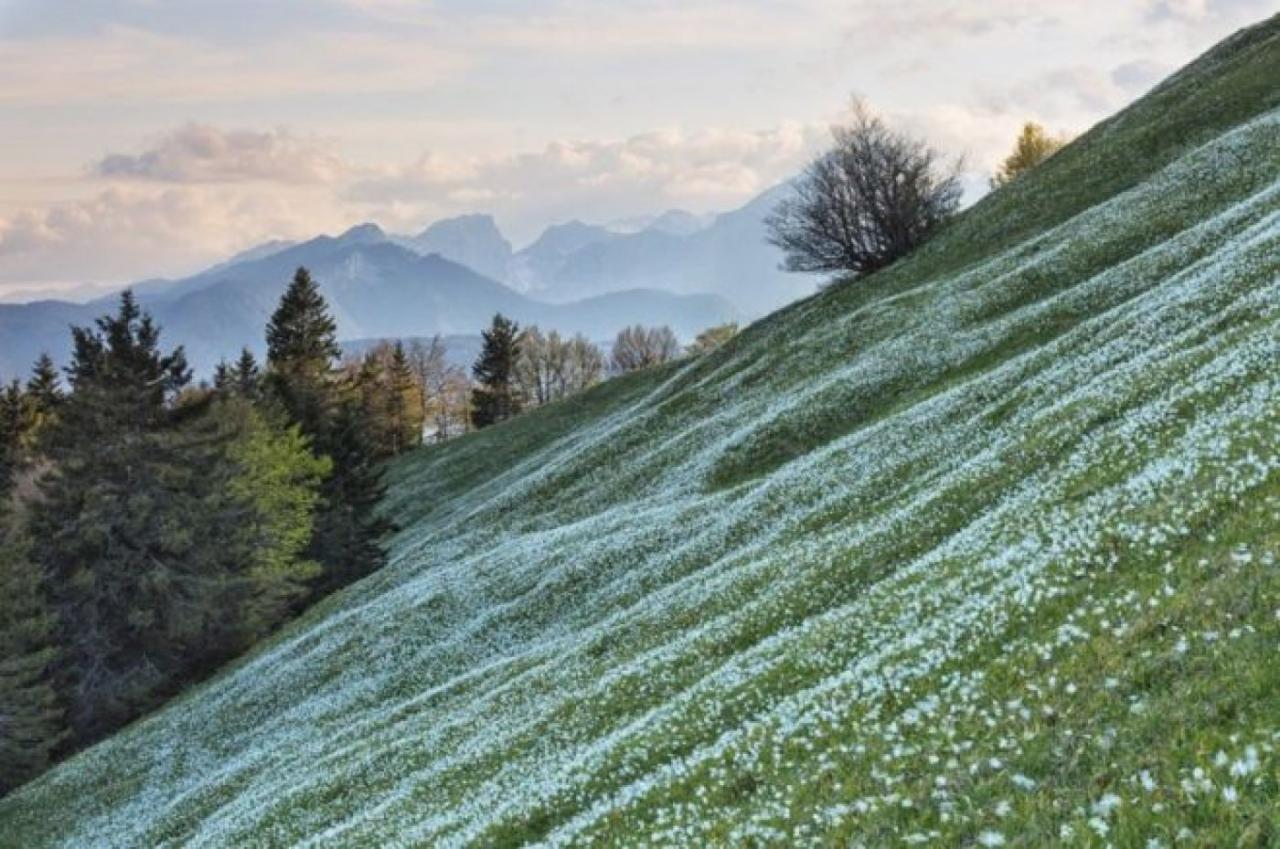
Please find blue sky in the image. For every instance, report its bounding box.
[0,0,1273,297]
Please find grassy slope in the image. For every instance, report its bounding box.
[2,16,1279,848]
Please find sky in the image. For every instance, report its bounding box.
[0,0,1274,300]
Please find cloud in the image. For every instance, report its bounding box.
[346,124,829,237]
[0,25,465,106]
[0,186,348,286]
[96,124,347,184]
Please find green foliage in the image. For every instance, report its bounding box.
[470,313,523,428]
[0,382,22,495]
[305,398,392,593]
[0,501,65,796]
[10,293,333,778]
[223,399,330,637]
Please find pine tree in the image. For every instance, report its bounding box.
[0,501,65,795]
[471,314,522,428]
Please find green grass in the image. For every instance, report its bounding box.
[1,14,1278,848]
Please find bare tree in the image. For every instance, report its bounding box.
[610,325,680,374]
[563,333,605,393]
[407,336,471,442]
[516,327,604,406]
[766,102,962,278]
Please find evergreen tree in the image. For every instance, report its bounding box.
[384,342,422,455]
[214,349,262,399]
[470,314,522,428]
[0,382,23,492]
[0,501,65,795]
[232,348,261,398]
[25,354,62,426]
[266,267,340,436]
[28,291,204,740]
[306,397,391,593]
[351,351,388,453]
[263,269,389,592]
[212,360,234,391]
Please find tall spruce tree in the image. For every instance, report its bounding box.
[470,314,522,428]
[266,268,340,436]
[264,268,388,592]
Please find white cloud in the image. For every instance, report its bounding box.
[346,123,828,238]
[96,124,347,184]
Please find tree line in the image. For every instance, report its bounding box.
[465,316,738,429]
[0,269,388,794]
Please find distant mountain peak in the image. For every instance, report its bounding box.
[415,213,500,238]
[336,223,388,245]
[407,214,512,282]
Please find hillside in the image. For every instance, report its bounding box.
[2,15,1278,848]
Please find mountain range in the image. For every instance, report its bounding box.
[0,188,815,379]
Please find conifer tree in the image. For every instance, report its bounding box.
[213,360,234,390]
[29,291,203,740]
[25,354,61,425]
[232,348,261,398]
[263,269,388,591]
[385,342,422,455]
[0,501,65,795]
[306,397,391,593]
[0,382,23,491]
[266,268,340,435]
[470,314,522,428]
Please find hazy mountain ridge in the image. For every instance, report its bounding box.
[0,226,735,377]
[0,190,799,379]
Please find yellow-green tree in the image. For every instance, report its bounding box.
[991,123,1069,188]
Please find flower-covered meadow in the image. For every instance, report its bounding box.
[1,17,1278,848]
